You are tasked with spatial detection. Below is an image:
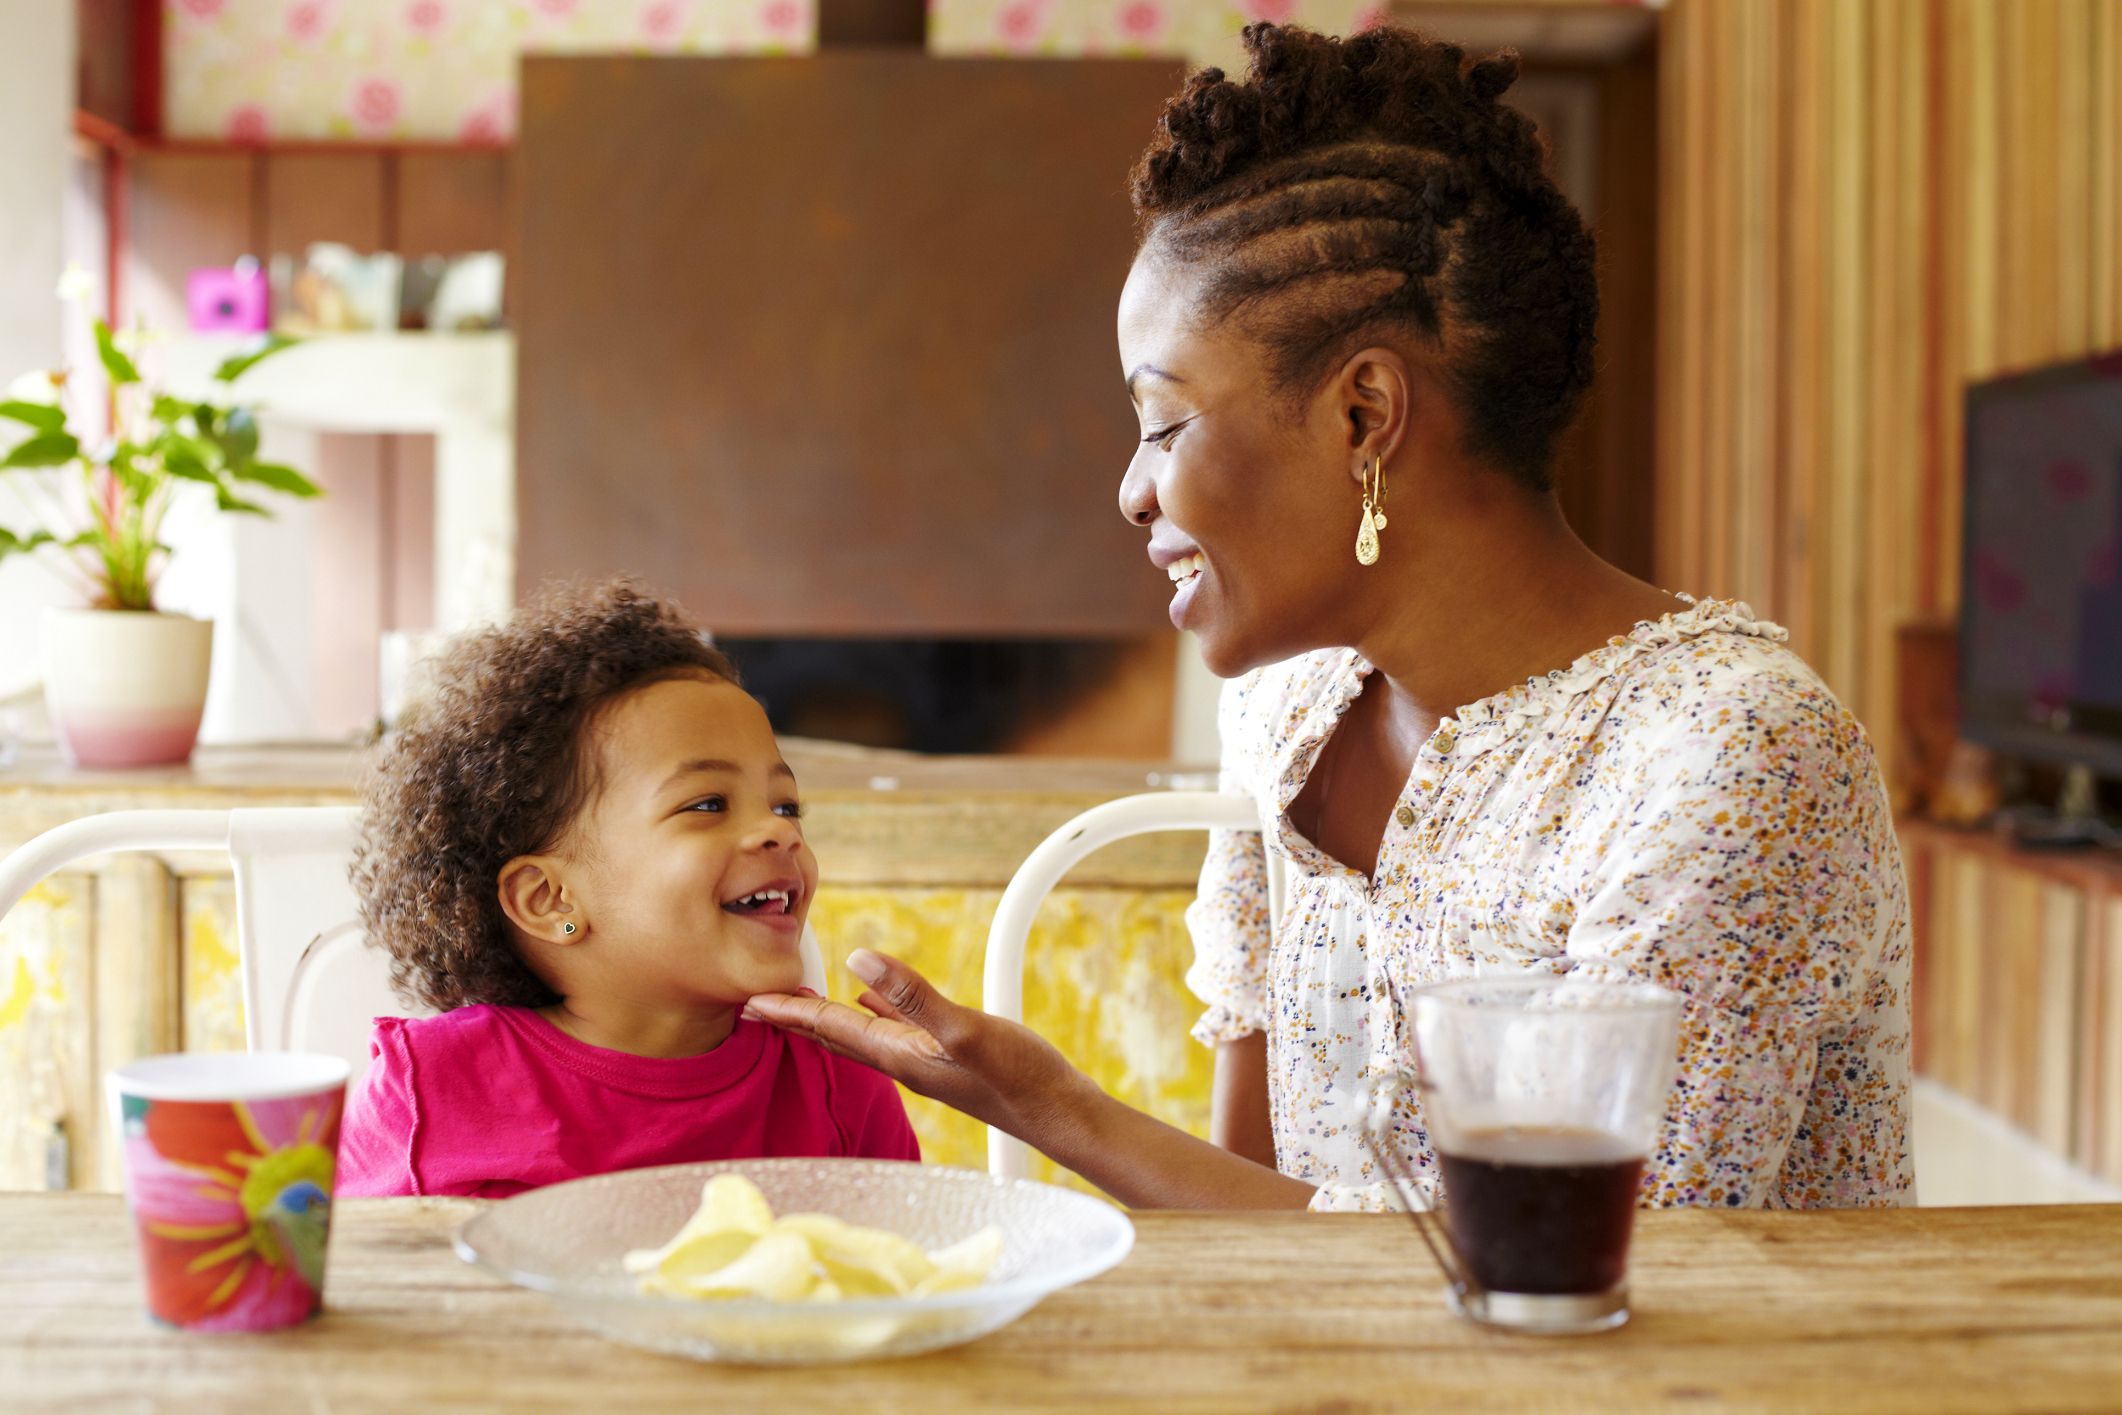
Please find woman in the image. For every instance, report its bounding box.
[748,22,1913,1212]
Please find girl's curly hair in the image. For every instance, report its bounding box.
[1130,22,1598,490]
[352,579,737,1012]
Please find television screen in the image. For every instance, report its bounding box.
[1959,352,2122,777]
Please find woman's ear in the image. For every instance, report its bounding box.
[498,856,585,944]
[1338,346,1414,480]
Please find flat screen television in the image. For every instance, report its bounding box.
[1958,351,2122,780]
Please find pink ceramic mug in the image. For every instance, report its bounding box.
[107,1053,350,1331]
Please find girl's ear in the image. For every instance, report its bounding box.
[498,856,586,943]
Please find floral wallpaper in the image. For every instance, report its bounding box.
[166,1,1381,144]
[926,0,1383,70]
[165,0,818,143]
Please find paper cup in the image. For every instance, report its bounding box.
[107,1053,350,1331]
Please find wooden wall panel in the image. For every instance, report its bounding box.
[261,154,387,259]
[75,0,145,134]
[513,54,1185,638]
[1659,0,2122,804]
[2034,884,2083,1157]
[1940,845,1982,1100]
[2084,896,2122,1179]
[122,151,509,316]
[124,151,256,335]
[395,153,510,258]
[1583,45,1659,581]
[1984,869,2043,1121]
[1903,822,2122,1187]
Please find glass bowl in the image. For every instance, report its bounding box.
[453,1158,1135,1364]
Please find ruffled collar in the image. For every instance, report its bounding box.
[1347,594,1788,747]
[1275,596,1785,871]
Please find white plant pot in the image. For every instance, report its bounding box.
[41,608,215,768]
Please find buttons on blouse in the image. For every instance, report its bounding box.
[1433,731,1456,756]
[1395,805,1416,828]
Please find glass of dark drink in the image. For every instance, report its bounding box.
[1364,977,1682,1334]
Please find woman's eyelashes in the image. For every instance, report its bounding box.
[1141,419,1191,450]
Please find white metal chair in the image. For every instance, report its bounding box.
[980,791,1283,1179]
[0,807,829,1090]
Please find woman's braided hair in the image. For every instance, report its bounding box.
[1130,23,1598,491]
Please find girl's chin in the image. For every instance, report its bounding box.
[737,958,810,999]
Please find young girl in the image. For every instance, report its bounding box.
[337,580,917,1197]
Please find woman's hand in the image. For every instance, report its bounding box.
[744,949,1096,1144]
[748,947,1317,1210]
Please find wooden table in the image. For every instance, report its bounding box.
[5,1196,2119,1412]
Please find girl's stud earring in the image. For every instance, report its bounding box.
[560,921,577,936]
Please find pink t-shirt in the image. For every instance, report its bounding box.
[336,1005,919,1198]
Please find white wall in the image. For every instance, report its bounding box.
[152,435,323,744]
[0,2,75,706]
[1912,1080,2122,1207]
[1171,633,1224,768]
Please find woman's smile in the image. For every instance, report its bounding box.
[1149,539,1210,629]
[1167,557,1207,629]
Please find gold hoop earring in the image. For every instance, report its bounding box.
[1356,456,1387,566]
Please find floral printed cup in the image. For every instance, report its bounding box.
[107,1052,350,1331]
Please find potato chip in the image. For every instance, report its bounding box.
[776,1212,935,1295]
[657,1230,818,1302]
[626,1175,1005,1307]
[622,1174,776,1277]
[914,1226,1005,1296]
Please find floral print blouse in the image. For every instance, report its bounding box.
[1186,597,1914,1211]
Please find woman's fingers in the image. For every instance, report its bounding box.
[747,951,948,1042]
[744,989,948,1076]
[745,990,875,1046]
[749,950,1071,1130]
[845,949,963,1044]
[856,987,910,1025]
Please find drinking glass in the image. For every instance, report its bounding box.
[1365,977,1682,1334]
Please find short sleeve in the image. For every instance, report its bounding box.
[1561,677,1908,1208]
[1184,679,1274,1046]
[334,1019,423,1197]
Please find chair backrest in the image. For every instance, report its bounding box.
[980,790,1278,1179]
[228,808,404,1080]
[0,807,829,1092]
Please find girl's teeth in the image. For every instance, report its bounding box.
[1166,553,1204,583]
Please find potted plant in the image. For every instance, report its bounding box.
[0,267,320,767]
